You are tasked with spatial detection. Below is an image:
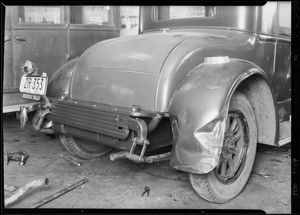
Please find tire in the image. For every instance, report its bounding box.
[189,91,257,203]
[60,134,113,160]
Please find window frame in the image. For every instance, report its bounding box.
[68,5,118,30]
[152,6,218,23]
[277,2,291,37]
[12,6,119,30]
[13,6,68,28]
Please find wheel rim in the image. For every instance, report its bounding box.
[215,110,249,184]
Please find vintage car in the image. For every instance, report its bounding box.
[18,3,291,203]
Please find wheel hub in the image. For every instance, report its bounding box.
[215,111,249,184]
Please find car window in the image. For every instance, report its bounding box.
[70,6,112,26]
[278,2,291,36]
[154,6,217,21]
[17,6,64,24]
[120,6,139,36]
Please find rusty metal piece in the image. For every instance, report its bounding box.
[4,184,18,192]
[60,154,81,166]
[252,171,271,178]
[30,178,88,208]
[4,151,29,166]
[5,178,48,207]
[270,158,289,165]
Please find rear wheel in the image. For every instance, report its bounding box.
[189,91,257,203]
[60,134,112,160]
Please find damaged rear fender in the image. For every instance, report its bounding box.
[168,59,268,174]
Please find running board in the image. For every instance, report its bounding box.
[278,121,291,146]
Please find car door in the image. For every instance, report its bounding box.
[272,2,291,121]
[11,6,69,81]
[3,6,68,111]
[68,6,121,60]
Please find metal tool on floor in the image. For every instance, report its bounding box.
[4,151,29,166]
[142,186,151,197]
[60,154,81,166]
[4,178,49,207]
[30,178,88,208]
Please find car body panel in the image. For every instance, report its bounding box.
[71,68,159,110]
[168,59,276,173]
[47,58,79,99]
[69,33,196,110]
[155,29,276,112]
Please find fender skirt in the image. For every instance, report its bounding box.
[169,59,268,174]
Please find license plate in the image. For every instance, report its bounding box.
[19,75,48,96]
[22,94,41,101]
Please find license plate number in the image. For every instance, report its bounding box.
[19,75,48,96]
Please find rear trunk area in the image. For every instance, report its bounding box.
[69,32,193,111]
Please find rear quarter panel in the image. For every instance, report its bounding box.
[155,29,275,112]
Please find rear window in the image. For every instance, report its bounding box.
[153,6,217,21]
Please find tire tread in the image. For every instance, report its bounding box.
[60,135,112,160]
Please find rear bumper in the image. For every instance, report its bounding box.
[3,102,39,113]
[47,99,154,151]
[48,100,131,140]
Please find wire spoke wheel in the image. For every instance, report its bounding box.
[188,92,257,203]
[215,111,249,184]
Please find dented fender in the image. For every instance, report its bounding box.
[169,59,268,174]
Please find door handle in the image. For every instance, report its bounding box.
[16,36,26,42]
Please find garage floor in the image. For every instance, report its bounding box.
[3,113,291,213]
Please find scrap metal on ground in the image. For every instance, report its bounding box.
[30,178,88,208]
[4,151,29,166]
[4,178,49,207]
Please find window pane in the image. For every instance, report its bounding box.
[120,6,139,36]
[278,2,291,36]
[154,6,216,21]
[18,6,63,24]
[70,6,111,25]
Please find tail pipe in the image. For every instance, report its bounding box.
[110,151,171,163]
[148,113,162,133]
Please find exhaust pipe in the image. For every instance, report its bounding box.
[110,151,171,163]
[110,151,128,161]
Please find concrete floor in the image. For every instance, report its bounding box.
[3,113,291,213]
